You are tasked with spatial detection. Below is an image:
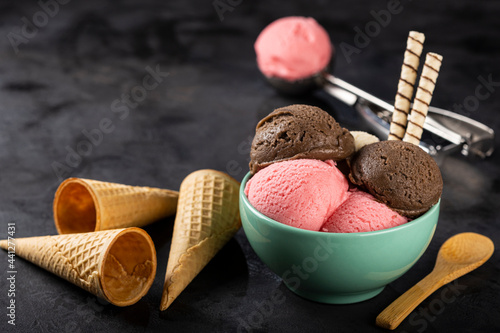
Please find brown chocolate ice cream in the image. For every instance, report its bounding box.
[249,104,355,174]
[349,140,442,218]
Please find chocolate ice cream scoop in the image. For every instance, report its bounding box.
[249,104,355,174]
[349,140,442,218]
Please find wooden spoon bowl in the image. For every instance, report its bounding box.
[376,232,494,330]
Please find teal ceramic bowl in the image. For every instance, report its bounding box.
[239,172,440,304]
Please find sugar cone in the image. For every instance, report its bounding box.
[160,169,241,311]
[0,228,156,306]
[54,178,179,234]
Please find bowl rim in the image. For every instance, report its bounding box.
[240,171,440,238]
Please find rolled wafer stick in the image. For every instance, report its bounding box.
[403,52,443,145]
[388,31,425,141]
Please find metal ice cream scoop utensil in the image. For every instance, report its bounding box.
[265,71,495,158]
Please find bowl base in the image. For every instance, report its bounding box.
[286,285,385,304]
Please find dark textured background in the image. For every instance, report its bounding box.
[1,0,499,332]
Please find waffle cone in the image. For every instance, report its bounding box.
[0,228,156,306]
[160,169,241,311]
[54,178,179,234]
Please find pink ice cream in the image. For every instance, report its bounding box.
[254,16,332,81]
[322,190,408,233]
[244,159,348,231]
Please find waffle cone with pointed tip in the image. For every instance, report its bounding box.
[0,228,156,306]
[160,170,241,311]
[54,178,179,234]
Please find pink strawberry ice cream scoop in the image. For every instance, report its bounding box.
[322,190,408,233]
[254,16,333,81]
[244,159,348,231]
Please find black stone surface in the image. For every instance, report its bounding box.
[1,0,500,332]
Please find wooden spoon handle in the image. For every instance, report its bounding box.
[376,272,445,330]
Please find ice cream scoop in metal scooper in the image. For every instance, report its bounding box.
[265,68,495,159]
[255,17,493,158]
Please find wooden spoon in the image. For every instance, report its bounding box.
[376,232,494,330]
